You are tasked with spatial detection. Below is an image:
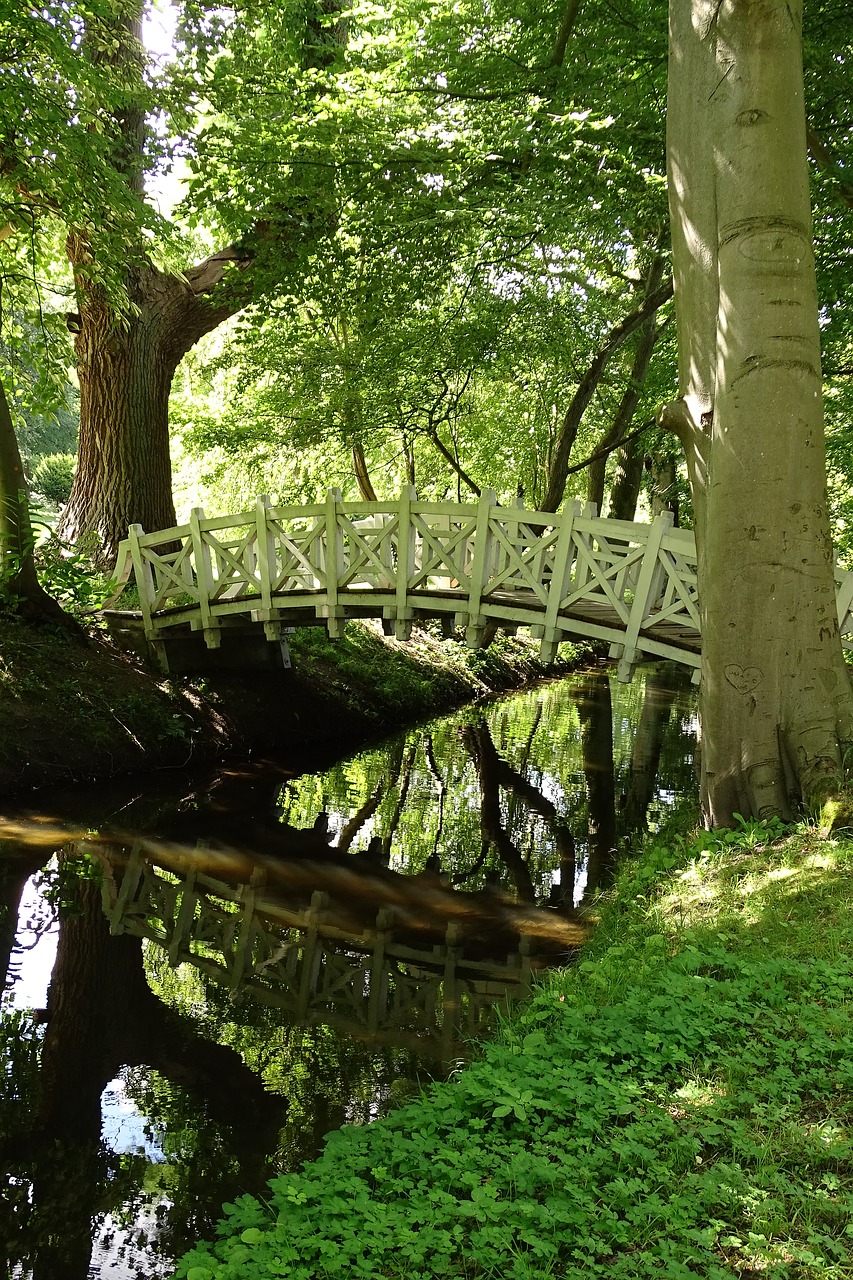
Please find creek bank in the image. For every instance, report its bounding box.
[0,614,593,797]
[176,818,853,1280]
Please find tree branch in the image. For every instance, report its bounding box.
[807,123,853,210]
[541,275,673,511]
[547,0,583,69]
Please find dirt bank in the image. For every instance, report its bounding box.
[0,616,591,797]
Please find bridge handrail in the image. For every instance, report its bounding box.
[105,490,853,681]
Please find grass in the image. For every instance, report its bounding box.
[172,816,853,1280]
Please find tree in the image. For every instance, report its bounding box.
[0,2,138,620]
[662,0,853,823]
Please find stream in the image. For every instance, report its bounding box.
[0,663,697,1280]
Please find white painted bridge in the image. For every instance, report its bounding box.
[107,489,853,680]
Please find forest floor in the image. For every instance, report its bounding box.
[0,613,591,796]
[176,817,853,1280]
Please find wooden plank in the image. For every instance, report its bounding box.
[127,524,157,639]
[617,511,674,681]
[319,488,346,637]
[538,501,578,662]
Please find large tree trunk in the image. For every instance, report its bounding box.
[56,2,333,567]
[664,0,853,824]
[58,257,244,563]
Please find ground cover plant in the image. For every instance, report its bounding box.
[173,818,853,1279]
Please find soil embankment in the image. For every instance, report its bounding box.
[0,616,591,796]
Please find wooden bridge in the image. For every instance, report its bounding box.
[106,490,853,680]
[90,839,551,1057]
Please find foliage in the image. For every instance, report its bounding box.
[173,819,853,1280]
[32,452,76,506]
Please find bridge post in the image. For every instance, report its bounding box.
[465,489,497,647]
[297,890,327,1018]
[393,485,417,641]
[367,907,393,1033]
[615,510,674,681]
[127,523,156,640]
[254,494,281,641]
[189,506,220,649]
[441,921,462,1056]
[320,488,346,638]
[536,500,580,664]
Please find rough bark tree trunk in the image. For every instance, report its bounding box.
[59,252,249,565]
[56,1,335,566]
[606,436,645,522]
[351,440,377,502]
[664,0,853,824]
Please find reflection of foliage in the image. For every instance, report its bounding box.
[276,672,698,900]
[0,1008,42,1138]
[0,1011,152,1275]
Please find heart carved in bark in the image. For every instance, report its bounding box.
[724,664,762,695]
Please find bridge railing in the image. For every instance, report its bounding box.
[108,490,707,677]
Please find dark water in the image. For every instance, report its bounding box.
[0,664,696,1280]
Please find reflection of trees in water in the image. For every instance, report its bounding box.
[138,957,424,1172]
[273,669,696,907]
[572,672,619,894]
[1,856,285,1279]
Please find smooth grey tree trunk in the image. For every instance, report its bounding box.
[664,0,853,824]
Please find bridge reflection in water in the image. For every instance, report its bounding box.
[93,835,587,1058]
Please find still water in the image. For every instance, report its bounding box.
[0,664,696,1280]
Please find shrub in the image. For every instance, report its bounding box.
[32,452,76,505]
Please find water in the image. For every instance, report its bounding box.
[0,664,697,1279]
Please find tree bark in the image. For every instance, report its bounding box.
[58,251,250,564]
[351,439,378,502]
[56,2,335,566]
[665,0,853,824]
[606,436,645,522]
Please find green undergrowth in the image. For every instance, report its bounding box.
[174,817,853,1280]
[286,622,590,726]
